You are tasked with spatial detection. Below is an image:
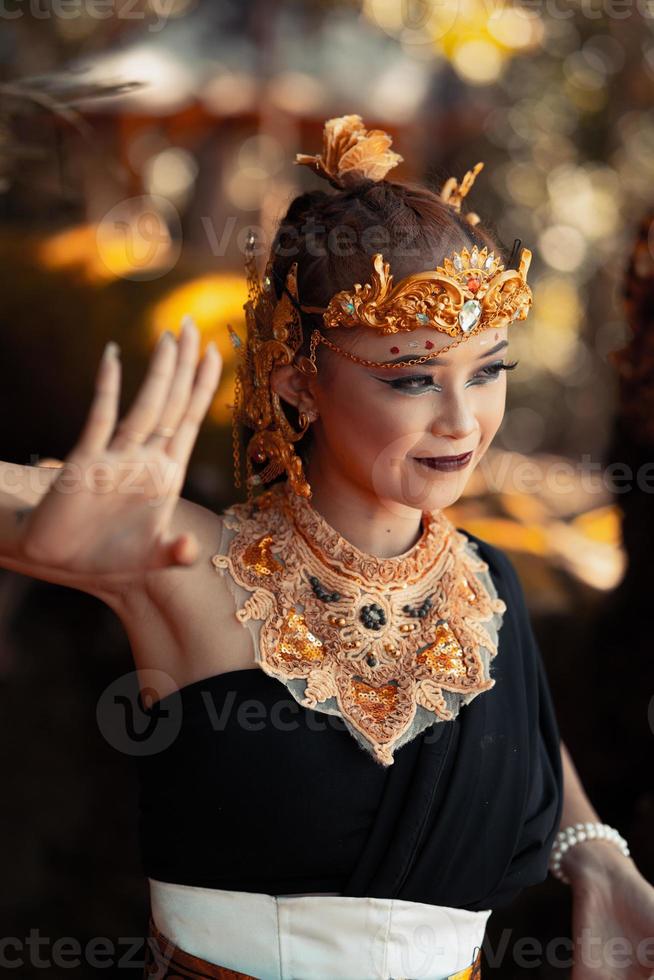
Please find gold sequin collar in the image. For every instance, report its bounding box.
[212,481,506,766]
[283,482,443,585]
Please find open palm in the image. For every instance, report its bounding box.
[19,317,222,584]
[571,861,654,979]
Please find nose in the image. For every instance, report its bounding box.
[430,388,478,442]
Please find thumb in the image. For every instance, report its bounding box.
[161,531,199,568]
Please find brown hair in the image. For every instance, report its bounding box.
[266,176,508,465]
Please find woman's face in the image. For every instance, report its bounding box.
[303,323,511,514]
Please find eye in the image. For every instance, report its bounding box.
[376,359,519,394]
[385,375,436,392]
[472,359,519,383]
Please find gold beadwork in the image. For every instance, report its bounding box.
[279,611,324,665]
[351,679,399,723]
[416,623,467,678]
[211,481,507,766]
[242,534,283,576]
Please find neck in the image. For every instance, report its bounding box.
[301,459,425,559]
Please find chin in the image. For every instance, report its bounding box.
[374,471,469,516]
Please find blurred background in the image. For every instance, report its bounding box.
[1,0,653,976]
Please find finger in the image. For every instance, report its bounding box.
[150,315,200,443]
[110,331,178,452]
[173,532,199,565]
[167,343,222,467]
[152,531,199,569]
[77,342,121,455]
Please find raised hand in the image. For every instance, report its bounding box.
[18,317,222,583]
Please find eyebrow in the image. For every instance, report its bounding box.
[376,339,509,367]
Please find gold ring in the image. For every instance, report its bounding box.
[153,425,175,438]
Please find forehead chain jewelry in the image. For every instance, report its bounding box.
[297,326,483,375]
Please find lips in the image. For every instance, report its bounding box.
[412,450,474,472]
[414,451,473,463]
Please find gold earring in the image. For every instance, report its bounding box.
[300,410,318,428]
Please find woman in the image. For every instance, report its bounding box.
[1,115,653,980]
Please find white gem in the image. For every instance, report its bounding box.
[471,246,479,266]
[453,254,463,272]
[458,299,482,332]
[484,253,495,271]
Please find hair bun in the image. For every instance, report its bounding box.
[295,114,403,190]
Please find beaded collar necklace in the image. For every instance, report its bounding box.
[212,481,506,765]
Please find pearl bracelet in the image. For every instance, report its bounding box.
[548,821,630,884]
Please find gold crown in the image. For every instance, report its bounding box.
[299,243,532,337]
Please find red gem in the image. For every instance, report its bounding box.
[390,346,400,354]
[467,276,481,293]
[425,340,434,349]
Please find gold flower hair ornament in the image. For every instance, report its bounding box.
[294,113,403,189]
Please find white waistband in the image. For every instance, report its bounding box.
[148,878,491,980]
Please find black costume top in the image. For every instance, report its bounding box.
[135,531,563,912]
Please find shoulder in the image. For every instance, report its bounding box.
[170,495,226,542]
[116,497,227,613]
[454,526,528,612]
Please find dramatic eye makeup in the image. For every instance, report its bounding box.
[373,359,519,393]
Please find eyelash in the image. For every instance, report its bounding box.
[380,360,519,393]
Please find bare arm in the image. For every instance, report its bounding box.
[0,461,60,555]
[558,739,637,886]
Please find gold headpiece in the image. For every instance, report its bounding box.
[294,113,403,189]
[228,116,533,502]
[300,243,532,337]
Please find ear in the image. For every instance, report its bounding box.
[270,364,319,416]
